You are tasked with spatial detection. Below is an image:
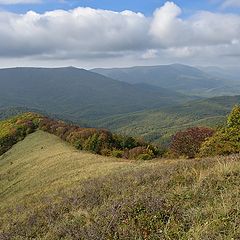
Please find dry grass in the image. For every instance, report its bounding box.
[0,131,139,210]
[0,131,240,239]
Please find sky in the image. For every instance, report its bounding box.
[0,0,240,68]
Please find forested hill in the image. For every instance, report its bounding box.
[92,95,240,144]
[0,95,240,145]
[0,67,190,120]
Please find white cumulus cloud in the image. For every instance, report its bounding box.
[0,1,239,67]
[0,7,149,58]
[150,2,240,47]
[222,0,240,8]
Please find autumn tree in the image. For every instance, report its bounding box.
[170,127,215,158]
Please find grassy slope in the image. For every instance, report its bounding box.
[0,131,135,210]
[1,131,240,239]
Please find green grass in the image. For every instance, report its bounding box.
[1,131,240,239]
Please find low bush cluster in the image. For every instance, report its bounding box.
[2,105,240,160]
[169,127,215,158]
[0,113,42,155]
[199,105,240,157]
[0,113,160,160]
[38,117,159,159]
[169,105,240,158]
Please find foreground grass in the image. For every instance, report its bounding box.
[0,131,240,239]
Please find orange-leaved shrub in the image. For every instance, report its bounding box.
[0,113,161,160]
[38,116,159,159]
[170,127,215,158]
[123,145,159,160]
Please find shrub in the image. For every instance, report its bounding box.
[227,105,240,129]
[111,150,124,158]
[0,113,160,160]
[170,127,215,158]
[83,134,102,153]
[0,113,42,155]
[199,128,240,157]
[199,105,240,157]
[73,139,83,150]
[113,135,138,150]
[0,135,17,155]
[126,146,155,160]
[137,153,153,160]
[39,117,158,158]
[100,148,112,156]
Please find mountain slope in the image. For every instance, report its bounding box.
[0,131,134,210]
[92,64,236,97]
[92,95,240,144]
[1,131,240,239]
[1,95,239,146]
[198,66,240,82]
[0,67,190,120]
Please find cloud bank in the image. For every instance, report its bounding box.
[222,0,240,8]
[0,1,239,66]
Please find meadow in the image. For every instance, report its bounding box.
[1,131,240,239]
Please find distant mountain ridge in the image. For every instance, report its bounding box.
[92,64,239,97]
[1,65,240,145]
[0,67,191,121]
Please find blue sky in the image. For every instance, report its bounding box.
[1,0,238,15]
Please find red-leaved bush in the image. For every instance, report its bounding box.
[170,127,215,158]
